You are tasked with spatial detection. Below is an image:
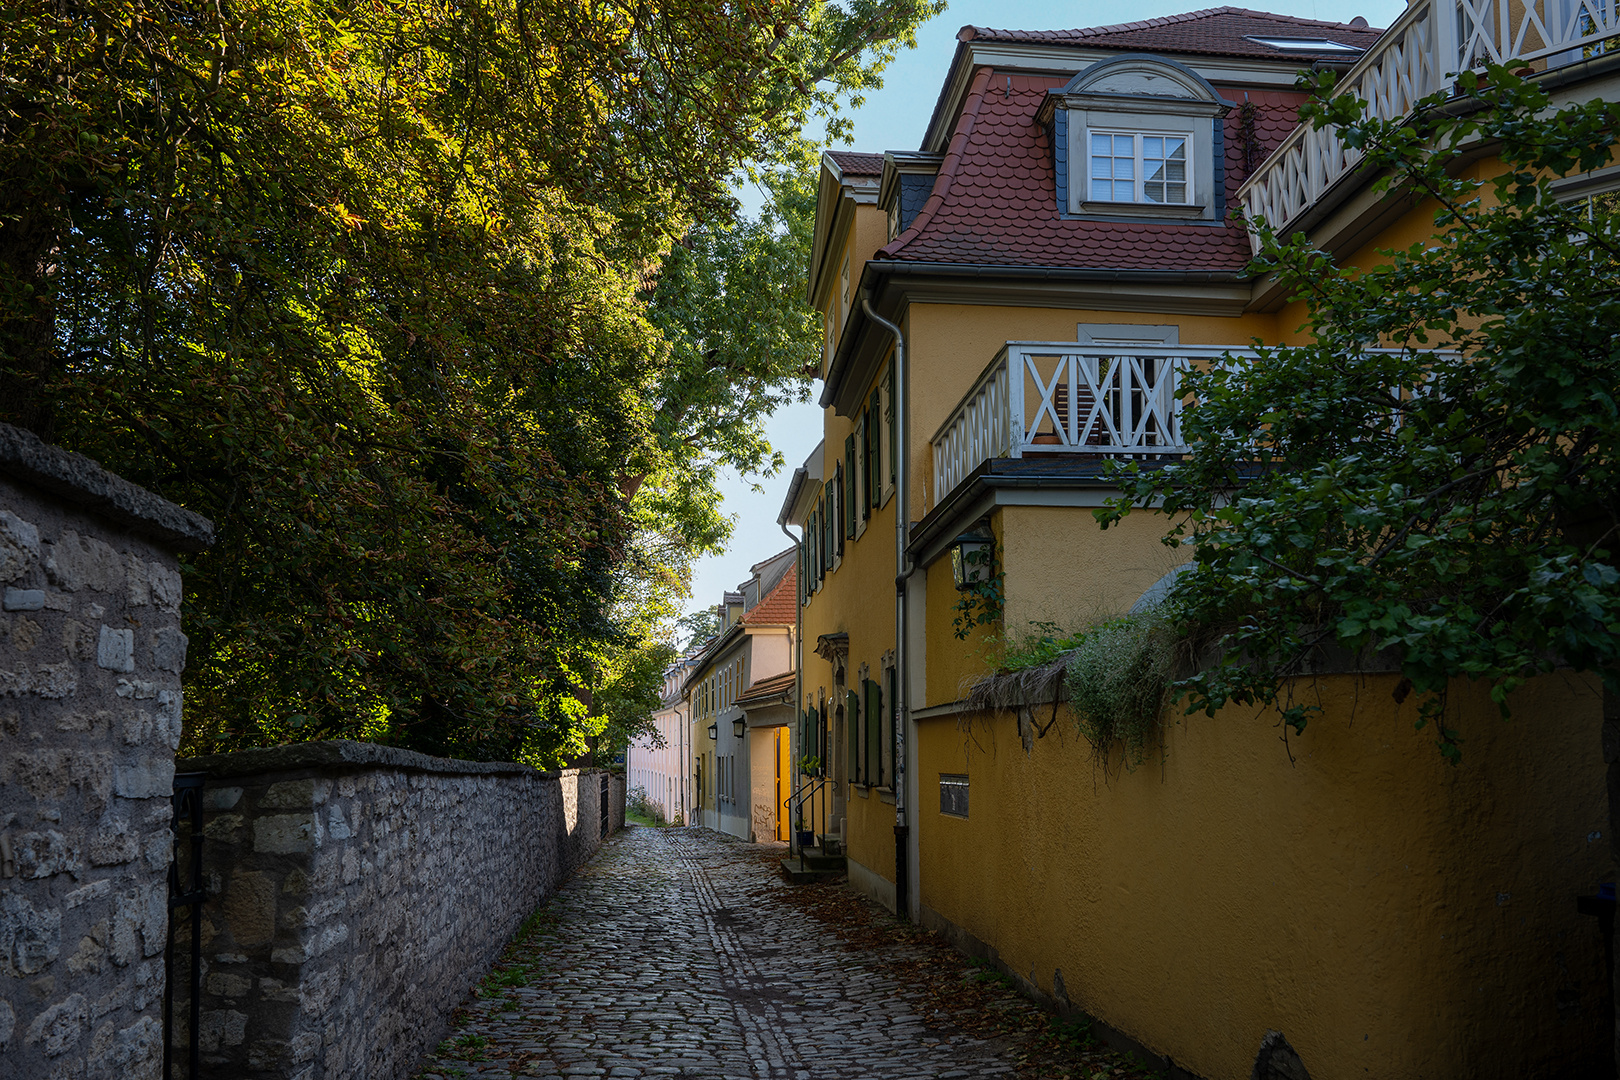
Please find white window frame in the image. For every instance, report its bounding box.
[1086,128,1193,207]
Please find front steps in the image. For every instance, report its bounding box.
[779,841,847,884]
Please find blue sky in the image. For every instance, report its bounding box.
[681,0,1405,615]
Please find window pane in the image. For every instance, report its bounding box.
[1143,136,1188,204]
[1089,133,1136,201]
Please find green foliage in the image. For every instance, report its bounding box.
[1000,621,1091,673]
[626,784,669,827]
[1061,612,1176,766]
[1098,65,1620,759]
[952,544,1004,640]
[591,642,677,762]
[0,0,937,761]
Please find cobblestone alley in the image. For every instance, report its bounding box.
[412,826,1154,1080]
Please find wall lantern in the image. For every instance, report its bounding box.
[732,718,746,738]
[706,722,718,741]
[949,532,995,590]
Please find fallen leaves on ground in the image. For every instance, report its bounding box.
[755,853,1167,1080]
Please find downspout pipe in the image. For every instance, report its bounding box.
[779,519,804,854]
[861,291,911,921]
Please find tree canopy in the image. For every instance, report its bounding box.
[1101,66,1620,759]
[0,0,941,762]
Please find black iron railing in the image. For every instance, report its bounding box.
[165,771,206,1080]
[785,775,830,858]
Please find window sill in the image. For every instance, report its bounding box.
[1079,200,1207,218]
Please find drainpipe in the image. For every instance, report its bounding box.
[861,292,911,922]
[780,520,803,853]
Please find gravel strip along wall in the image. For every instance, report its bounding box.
[0,421,213,1080]
[174,740,626,1080]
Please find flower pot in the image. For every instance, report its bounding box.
[795,830,816,849]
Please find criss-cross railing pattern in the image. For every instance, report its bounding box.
[931,343,1254,506]
[1238,0,1617,251]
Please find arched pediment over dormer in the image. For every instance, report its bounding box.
[1043,54,1231,223]
[1060,54,1224,105]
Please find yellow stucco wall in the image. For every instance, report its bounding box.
[916,671,1608,1079]
[921,506,1192,709]
[799,350,901,880]
[1000,506,1190,632]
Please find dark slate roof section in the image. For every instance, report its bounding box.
[0,421,215,551]
[963,8,1384,60]
[878,67,1310,272]
[826,151,885,177]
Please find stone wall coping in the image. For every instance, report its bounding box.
[0,420,215,551]
[178,738,586,779]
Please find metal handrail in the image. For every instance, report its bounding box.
[785,775,830,858]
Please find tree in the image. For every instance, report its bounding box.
[1100,65,1620,759]
[0,0,941,762]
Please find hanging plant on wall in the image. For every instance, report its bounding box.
[952,543,1004,640]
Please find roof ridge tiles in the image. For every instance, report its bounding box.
[963,6,1379,41]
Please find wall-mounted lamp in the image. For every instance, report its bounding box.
[732,718,746,738]
[706,722,718,741]
[949,532,995,590]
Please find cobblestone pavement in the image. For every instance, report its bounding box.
[412,826,1030,1080]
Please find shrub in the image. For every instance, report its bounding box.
[1063,611,1177,766]
[626,785,667,826]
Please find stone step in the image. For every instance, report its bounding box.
[799,845,847,872]
[778,856,847,885]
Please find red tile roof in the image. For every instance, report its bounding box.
[826,151,885,177]
[741,564,796,626]
[876,67,1309,272]
[963,8,1384,60]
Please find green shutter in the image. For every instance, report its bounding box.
[887,667,898,788]
[844,436,857,538]
[808,510,818,588]
[807,705,820,772]
[868,389,882,511]
[887,366,897,486]
[865,678,882,787]
[824,481,836,566]
[847,689,860,782]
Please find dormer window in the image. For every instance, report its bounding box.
[1040,55,1229,222]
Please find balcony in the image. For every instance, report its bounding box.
[1238,0,1618,249]
[930,343,1253,506]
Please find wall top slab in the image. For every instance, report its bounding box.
[0,421,214,551]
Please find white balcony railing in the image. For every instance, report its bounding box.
[1238,0,1618,249]
[930,343,1254,506]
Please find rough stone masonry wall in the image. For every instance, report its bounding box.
[0,423,213,1080]
[175,741,626,1080]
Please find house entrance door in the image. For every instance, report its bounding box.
[774,727,790,841]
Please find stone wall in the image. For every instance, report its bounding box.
[174,741,626,1080]
[0,422,213,1080]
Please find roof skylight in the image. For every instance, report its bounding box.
[1245,36,1365,53]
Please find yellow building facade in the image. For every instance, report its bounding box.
[778,7,1616,1077]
